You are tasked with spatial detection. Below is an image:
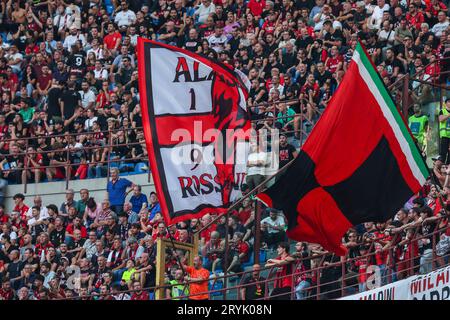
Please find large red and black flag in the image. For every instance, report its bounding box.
[256,42,429,255]
[137,38,251,225]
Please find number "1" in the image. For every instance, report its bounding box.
[189,88,196,110]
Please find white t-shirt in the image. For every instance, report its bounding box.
[247,151,269,176]
[26,206,49,220]
[63,34,87,51]
[27,215,47,226]
[261,215,286,234]
[85,116,98,130]
[378,29,395,44]
[195,3,216,24]
[93,68,108,80]
[79,90,96,108]
[87,47,104,60]
[114,10,137,27]
[8,52,23,72]
[371,4,390,28]
[208,34,228,53]
[269,84,285,97]
[431,21,449,38]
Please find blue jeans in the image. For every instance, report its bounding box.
[378,264,387,286]
[295,280,311,300]
[88,165,106,178]
[420,249,433,274]
[358,282,366,293]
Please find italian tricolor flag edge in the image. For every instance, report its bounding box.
[353,42,429,186]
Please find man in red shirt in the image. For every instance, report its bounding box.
[325,46,344,74]
[261,11,277,36]
[0,205,9,224]
[0,279,14,300]
[199,214,217,247]
[247,0,266,18]
[406,4,425,30]
[103,23,122,54]
[265,242,294,300]
[130,281,150,300]
[151,222,170,241]
[13,193,29,221]
[226,231,249,273]
[65,216,88,245]
[300,74,320,102]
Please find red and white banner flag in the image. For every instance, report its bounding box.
[137,38,251,225]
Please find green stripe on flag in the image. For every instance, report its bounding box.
[355,44,429,179]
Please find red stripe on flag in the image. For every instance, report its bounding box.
[154,114,216,146]
[288,187,352,256]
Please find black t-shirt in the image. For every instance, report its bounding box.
[68,238,86,251]
[264,42,278,56]
[184,39,201,53]
[242,276,266,300]
[60,89,81,119]
[6,155,24,170]
[295,36,313,50]
[67,52,86,71]
[365,42,381,57]
[7,260,22,279]
[323,29,344,48]
[283,83,300,101]
[19,258,40,272]
[279,143,296,168]
[420,222,437,253]
[263,63,284,79]
[47,87,62,119]
[50,228,66,247]
[296,0,315,10]
[314,70,333,87]
[384,58,404,77]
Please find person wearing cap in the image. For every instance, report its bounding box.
[438,98,450,164]
[408,104,429,150]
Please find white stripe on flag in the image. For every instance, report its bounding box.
[352,51,426,186]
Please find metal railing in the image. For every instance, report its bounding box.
[53,215,450,300]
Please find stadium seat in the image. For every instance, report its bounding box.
[209,273,223,297]
[134,162,149,173]
[119,163,134,172]
[241,250,255,269]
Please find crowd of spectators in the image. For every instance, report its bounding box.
[0,0,449,301]
[1,169,450,300]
